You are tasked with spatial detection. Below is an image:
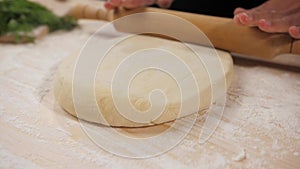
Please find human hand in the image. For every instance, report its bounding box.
[104,0,174,10]
[233,0,300,39]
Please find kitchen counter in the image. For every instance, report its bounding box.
[0,1,299,168]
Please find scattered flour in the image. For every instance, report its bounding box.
[0,18,299,169]
[232,148,246,162]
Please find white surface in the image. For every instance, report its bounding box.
[0,20,299,169]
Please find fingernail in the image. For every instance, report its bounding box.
[247,15,253,22]
[291,25,300,31]
[259,19,271,27]
[233,15,241,24]
[243,13,253,22]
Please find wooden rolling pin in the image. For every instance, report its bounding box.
[69,3,300,59]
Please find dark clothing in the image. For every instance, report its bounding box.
[166,0,266,18]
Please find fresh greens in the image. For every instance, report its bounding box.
[0,0,77,42]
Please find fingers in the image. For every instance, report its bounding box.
[104,2,117,10]
[104,0,155,10]
[233,9,257,26]
[234,9,281,27]
[233,12,255,26]
[289,26,300,39]
[104,0,173,10]
[104,0,122,10]
[157,0,173,8]
[233,0,300,39]
[233,7,246,15]
[257,18,289,33]
[121,0,156,9]
[234,8,300,39]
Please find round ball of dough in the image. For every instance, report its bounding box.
[54,35,233,127]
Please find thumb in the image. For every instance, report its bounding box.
[156,0,173,8]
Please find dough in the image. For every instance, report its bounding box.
[54,35,233,127]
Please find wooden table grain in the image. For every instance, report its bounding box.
[0,1,299,168]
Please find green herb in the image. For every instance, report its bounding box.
[0,0,77,42]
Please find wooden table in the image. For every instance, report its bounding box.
[0,1,299,168]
